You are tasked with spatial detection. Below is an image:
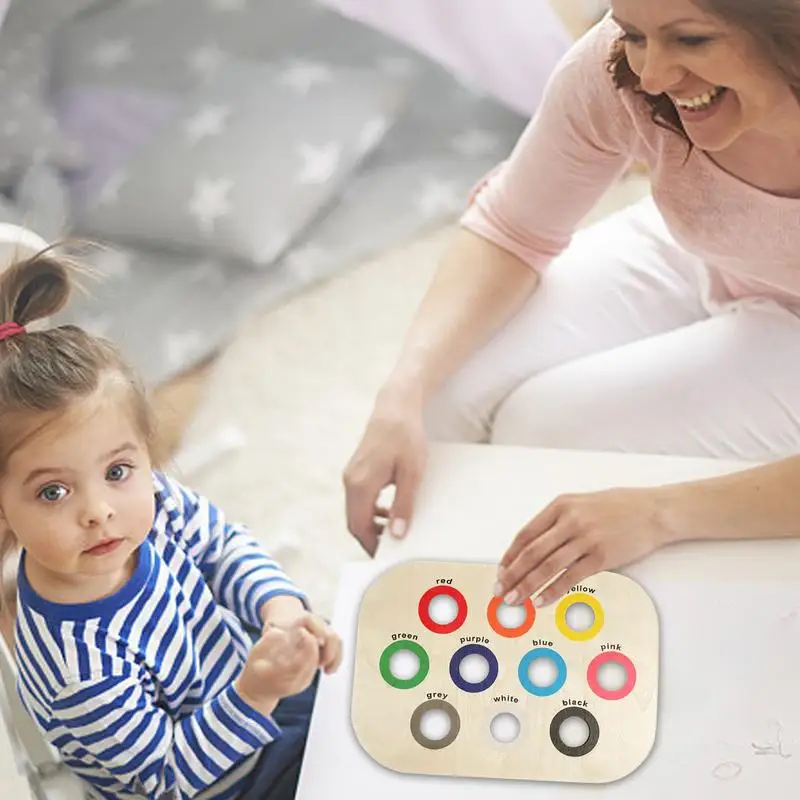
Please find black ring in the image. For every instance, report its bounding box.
[549,707,600,757]
[449,644,499,693]
[409,699,461,750]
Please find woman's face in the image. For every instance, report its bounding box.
[610,0,799,151]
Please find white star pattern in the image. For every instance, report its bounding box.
[165,330,206,370]
[277,60,334,94]
[185,105,230,145]
[417,180,462,216]
[208,0,248,10]
[451,129,501,158]
[188,44,227,81]
[189,178,233,234]
[296,143,341,185]
[91,39,133,69]
[358,117,389,153]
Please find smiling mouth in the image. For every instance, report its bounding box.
[672,86,728,112]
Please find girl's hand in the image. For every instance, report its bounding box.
[282,612,343,675]
[236,621,320,714]
[494,487,674,607]
[261,600,344,675]
[260,594,308,630]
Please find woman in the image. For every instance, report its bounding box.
[343,0,800,607]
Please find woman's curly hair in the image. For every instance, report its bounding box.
[605,0,800,150]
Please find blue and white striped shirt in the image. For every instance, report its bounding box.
[14,471,310,800]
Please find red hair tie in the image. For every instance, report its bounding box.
[0,322,25,342]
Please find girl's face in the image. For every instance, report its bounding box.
[611,0,800,152]
[0,388,155,604]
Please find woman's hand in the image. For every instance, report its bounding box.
[494,486,675,607]
[342,386,428,556]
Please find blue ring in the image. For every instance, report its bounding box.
[518,647,567,697]
[449,644,499,693]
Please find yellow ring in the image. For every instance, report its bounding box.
[555,593,604,641]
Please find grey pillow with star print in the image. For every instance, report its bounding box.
[73,59,408,269]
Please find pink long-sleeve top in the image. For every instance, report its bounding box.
[461,14,800,308]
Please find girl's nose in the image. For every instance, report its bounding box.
[81,497,115,527]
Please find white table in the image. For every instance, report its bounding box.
[296,443,800,798]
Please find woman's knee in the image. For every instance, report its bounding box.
[422,375,493,444]
[489,372,598,450]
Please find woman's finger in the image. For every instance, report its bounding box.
[343,466,387,555]
[503,537,586,605]
[496,515,569,597]
[532,555,600,607]
[499,499,561,570]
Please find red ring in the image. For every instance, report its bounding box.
[418,586,468,634]
[587,652,637,700]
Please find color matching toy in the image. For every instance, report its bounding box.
[351,559,659,784]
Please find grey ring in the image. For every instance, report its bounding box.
[409,699,461,750]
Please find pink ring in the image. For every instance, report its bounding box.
[586,651,637,700]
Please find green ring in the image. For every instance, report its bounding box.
[379,640,430,689]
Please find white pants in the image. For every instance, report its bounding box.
[424,197,800,462]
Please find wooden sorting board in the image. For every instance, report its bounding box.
[351,560,659,784]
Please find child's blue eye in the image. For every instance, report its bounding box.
[107,464,132,482]
[620,32,645,46]
[38,484,67,503]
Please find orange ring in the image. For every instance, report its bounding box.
[486,596,536,638]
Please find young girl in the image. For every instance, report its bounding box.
[0,249,342,800]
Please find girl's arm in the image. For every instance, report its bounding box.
[53,673,280,800]
[157,473,310,627]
